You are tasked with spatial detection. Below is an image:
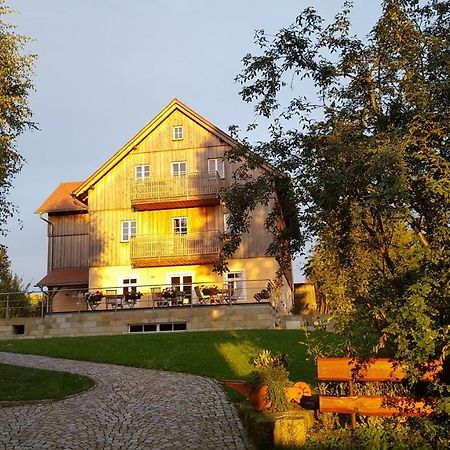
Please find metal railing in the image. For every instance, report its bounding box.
[130,172,221,203]
[0,279,286,317]
[130,231,221,260]
[0,291,46,319]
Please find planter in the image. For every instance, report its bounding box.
[220,380,312,412]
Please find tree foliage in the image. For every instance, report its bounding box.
[0,0,35,237]
[228,0,449,373]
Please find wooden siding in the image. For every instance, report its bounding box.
[48,213,89,270]
[87,108,277,268]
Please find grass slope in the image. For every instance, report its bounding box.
[0,363,95,402]
[0,330,337,383]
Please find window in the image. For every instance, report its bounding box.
[135,165,150,179]
[208,158,225,179]
[173,217,188,235]
[171,161,187,176]
[121,220,136,242]
[225,271,245,300]
[129,322,186,333]
[224,213,232,233]
[173,126,183,140]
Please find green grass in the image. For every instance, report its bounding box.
[0,363,95,402]
[0,330,339,384]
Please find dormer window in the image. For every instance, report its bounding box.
[173,126,183,140]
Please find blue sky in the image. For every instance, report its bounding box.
[4,0,381,287]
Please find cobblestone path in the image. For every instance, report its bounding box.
[0,352,253,450]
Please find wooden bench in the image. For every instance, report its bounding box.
[317,357,443,426]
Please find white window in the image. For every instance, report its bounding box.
[135,165,150,179]
[171,161,187,176]
[173,126,183,140]
[121,220,136,242]
[225,271,245,300]
[173,217,188,235]
[208,158,225,179]
[224,213,232,233]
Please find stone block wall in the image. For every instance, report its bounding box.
[0,304,276,339]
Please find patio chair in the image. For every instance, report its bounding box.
[194,286,210,304]
[151,287,167,307]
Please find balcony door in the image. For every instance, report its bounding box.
[225,271,245,301]
[169,273,193,303]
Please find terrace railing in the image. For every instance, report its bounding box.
[130,172,221,204]
[130,231,220,263]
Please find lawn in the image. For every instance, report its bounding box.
[0,363,95,402]
[0,330,338,384]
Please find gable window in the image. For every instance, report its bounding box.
[171,161,187,176]
[135,165,150,180]
[121,220,136,242]
[208,158,225,179]
[173,217,188,235]
[173,126,183,140]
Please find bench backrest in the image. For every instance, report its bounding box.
[317,357,442,383]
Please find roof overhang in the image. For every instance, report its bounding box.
[36,268,89,288]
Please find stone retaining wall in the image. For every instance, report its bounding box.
[0,304,276,339]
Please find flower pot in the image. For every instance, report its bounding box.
[220,380,312,412]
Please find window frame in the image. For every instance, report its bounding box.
[208,158,225,179]
[121,220,137,242]
[171,161,187,176]
[172,217,188,235]
[172,126,183,140]
[135,164,150,180]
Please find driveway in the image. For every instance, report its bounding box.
[0,352,252,449]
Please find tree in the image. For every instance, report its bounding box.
[0,0,35,237]
[226,0,449,441]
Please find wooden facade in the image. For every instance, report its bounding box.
[36,99,294,312]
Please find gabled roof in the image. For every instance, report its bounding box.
[73,98,238,203]
[35,182,86,214]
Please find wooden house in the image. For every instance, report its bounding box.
[35,99,295,313]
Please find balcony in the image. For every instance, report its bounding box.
[130,172,222,211]
[130,231,221,267]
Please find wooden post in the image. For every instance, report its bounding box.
[349,378,357,430]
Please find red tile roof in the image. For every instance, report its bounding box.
[35,182,86,214]
[36,268,89,287]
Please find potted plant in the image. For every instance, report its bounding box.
[221,350,312,412]
[161,288,176,299]
[201,285,219,296]
[257,288,271,299]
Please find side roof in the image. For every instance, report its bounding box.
[72,98,238,203]
[35,182,86,214]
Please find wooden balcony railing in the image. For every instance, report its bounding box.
[130,172,221,210]
[130,231,221,267]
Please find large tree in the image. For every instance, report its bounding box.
[224,0,449,376]
[0,0,35,238]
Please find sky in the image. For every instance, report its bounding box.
[4,0,381,288]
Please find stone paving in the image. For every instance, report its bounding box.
[0,352,253,450]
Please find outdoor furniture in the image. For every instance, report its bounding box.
[85,291,104,310]
[105,290,124,309]
[194,286,210,304]
[151,288,168,307]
